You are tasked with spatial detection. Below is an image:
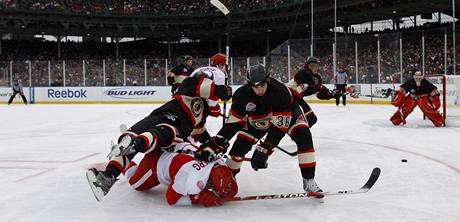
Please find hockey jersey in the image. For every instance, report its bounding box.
[168,64,195,86]
[190,66,227,107]
[151,75,227,141]
[218,77,293,147]
[157,143,225,205]
[287,67,324,98]
[400,79,437,96]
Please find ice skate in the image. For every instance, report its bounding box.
[86,168,117,202]
[303,178,324,199]
[107,135,138,158]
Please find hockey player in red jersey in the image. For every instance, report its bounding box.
[86,53,232,202]
[194,64,323,194]
[122,142,237,207]
[390,71,445,127]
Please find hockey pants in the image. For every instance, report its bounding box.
[226,111,317,179]
[390,96,444,127]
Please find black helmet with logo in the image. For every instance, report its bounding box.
[247,64,269,86]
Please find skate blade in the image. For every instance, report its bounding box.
[86,170,105,202]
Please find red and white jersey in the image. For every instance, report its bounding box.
[191,66,226,86]
[157,143,225,203]
[191,66,227,107]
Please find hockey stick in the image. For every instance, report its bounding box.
[210,0,230,126]
[275,145,297,157]
[223,167,380,202]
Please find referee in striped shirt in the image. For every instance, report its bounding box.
[333,64,349,106]
[7,79,28,105]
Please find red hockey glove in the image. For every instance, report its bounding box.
[209,104,221,117]
[251,141,273,171]
[191,190,222,207]
[194,136,229,162]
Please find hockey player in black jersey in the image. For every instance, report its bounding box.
[168,55,195,95]
[86,54,232,201]
[195,64,323,193]
[287,57,341,127]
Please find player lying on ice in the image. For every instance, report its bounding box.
[122,142,237,207]
[86,53,233,203]
[390,71,445,127]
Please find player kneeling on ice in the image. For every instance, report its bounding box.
[120,142,237,207]
[390,71,444,127]
[86,53,232,202]
[194,64,323,194]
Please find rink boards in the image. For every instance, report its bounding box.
[0,83,446,105]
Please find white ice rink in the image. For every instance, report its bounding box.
[1,104,459,222]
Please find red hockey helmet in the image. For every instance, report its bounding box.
[211,53,226,66]
[209,164,238,198]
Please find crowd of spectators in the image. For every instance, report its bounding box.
[0,0,289,15]
[0,27,459,87]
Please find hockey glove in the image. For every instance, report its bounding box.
[316,86,333,100]
[194,135,229,162]
[215,85,233,101]
[251,141,273,171]
[209,104,222,117]
[191,190,222,207]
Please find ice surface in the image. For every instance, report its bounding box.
[1,104,459,222]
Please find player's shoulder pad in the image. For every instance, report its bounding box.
[269,78,292,96]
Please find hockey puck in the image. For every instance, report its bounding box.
[401,159,407,162]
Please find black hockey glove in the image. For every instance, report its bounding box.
[331,89,343,99]
[251,141,273,171]
[215,85,233,101]
[194,135,229,162]
[317,86,333,100]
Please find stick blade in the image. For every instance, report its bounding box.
[210,0,230,15]
[360,167,381,191]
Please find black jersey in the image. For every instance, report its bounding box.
[168,64,195,86]
[400,79,437,95]
[151,75,225,139]
[218,77,293,147]
[287,68,324,98]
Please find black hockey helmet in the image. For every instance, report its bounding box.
[247,64,269,86]
[184,55,193,61]
[306,56,320,65]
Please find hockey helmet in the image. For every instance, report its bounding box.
[247,64,269,86]
[209,164,238,198]
[211,53,226,66]
[306,56,320,65]
[184,55,193,61]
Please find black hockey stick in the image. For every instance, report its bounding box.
[275,145,297,156]
[224,167,381,202]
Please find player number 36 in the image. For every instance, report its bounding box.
[275,116,291,128]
